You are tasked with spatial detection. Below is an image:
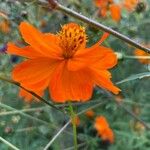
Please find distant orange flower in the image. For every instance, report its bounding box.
[94,0,121,22]
[95,116,114,143]
[110,4,121,22]
[115,94,123,103]
[134,49,150,64]
[85,109,95,118]
[0,20,10,33]
[7,22,120,103]
[94,0,113,8]
[123,0,139,11]
[19,88,43,102]
[72,115,80,127]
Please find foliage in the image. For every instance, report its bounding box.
[0,0,150,149]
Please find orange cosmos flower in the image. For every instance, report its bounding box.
[0,19,10,33]
[134,49,150,64]
[110,4,121,22]
[85,109,95,118]
[94,0,113,8]
[95,116,114,143]
[123,0,139,11]
[94,0,121,22]
[7,22,120,103]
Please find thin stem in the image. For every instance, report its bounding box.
[0,103,50,126]
[0,103,74,136]
[43,120,71,150]
[0,11,8,19]
[77,101,107,116]
[0,107,45,116]
[68,102,78,150]
[40,0,150,53]
[0,137,20,150]
[64,143,86,150]
[124,55,150,59]
[0,76,65,114]
[16,126,38,132]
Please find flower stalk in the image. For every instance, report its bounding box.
[68,102,78,150]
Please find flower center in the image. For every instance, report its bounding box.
[58,23,87,59]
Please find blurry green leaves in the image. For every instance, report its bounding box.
[0,0,150,149]
[138,22,150,42]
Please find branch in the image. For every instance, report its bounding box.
[0,76,65,114]
[43,120,71,150]
[39,0,150,53]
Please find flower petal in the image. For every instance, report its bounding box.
[91,68,120,94]
[19,22,61,58]
[110,4,121,22]
[21,75,51,91]
[134,49,150,64]
[101,128,114,143]
[7,43,42,58]
[68,46,115,71]
[12,58,60,91]
[19,88,43,102]
[91,49,118,69]
[49,61,93,102]
[86,33,109,50]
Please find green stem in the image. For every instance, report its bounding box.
[124,55,150,59]
[68,102,78,150]
[0,137,20,150]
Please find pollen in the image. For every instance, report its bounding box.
[58,23,87,59]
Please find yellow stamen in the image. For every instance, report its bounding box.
[58,23,87,59]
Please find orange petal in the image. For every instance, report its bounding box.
[110,4,121,22]
[100,7,108,17]
[19,88,43,102]
[101,128,114,143]
[49,61,93,102]
[94,0,103,7]
[43,33,62,53]
[67,57,88,71]
[68,46,115,71]
[134,49,150,64]
[95,116,114,143]
[95,116,109,132]
[123,0,138,11]
[85,109,95,118]
[19,22,61,58]
[19,88,33,102]
[12,58,60,91]
[7,43,42,58]
[21,75,50,91]
[88,33,109,50]
[13,58,59,80]
[44,33,59,45]
[91,68,120,94]
[91,48,118,69]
